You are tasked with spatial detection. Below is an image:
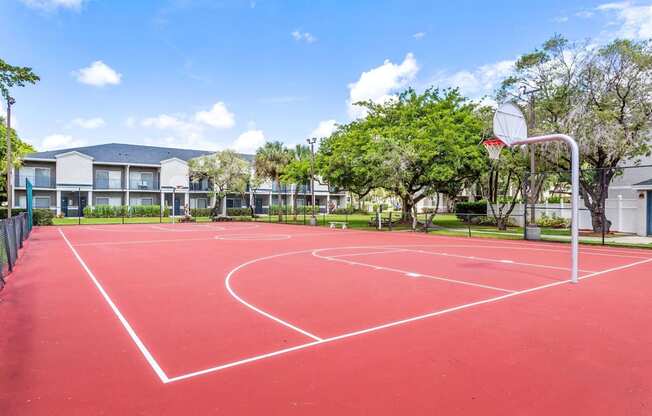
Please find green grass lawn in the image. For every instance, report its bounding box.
[49,212,651,249]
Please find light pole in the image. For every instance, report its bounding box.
[307,137,317,225]
[520,86,541,239]
[6,97,15,218]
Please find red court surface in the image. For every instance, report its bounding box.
[2,222,652,415]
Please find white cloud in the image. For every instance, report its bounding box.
[347,53,419,118]
[576,10,594,18]
[229,130,266,153]
[73,61,122,87]
[413,32,426,40]
[20,0,84,11]
[194,101,235,128]
[310,120,338,138]
[124,116,136,128]
[40,134,86,151]
[553,16,569,23]
[71,117,105,129]
[434,59,515,101]
[597,1,652,39]
[291,30,317,43]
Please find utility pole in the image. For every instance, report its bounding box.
[307,137,317,225]
[6,97,15,218]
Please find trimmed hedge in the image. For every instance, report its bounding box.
[191,208,212,217]
[226,207,251,216]
[83,205,128,218]
[0,208,27,219]
[33,208,54,225]
[454,201,487,222]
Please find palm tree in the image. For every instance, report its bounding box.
[282,144,312,219]
[254,141,292,221]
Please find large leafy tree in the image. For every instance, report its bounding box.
[0,117,35,199]
[1,58,39,210]
[281,144,312,217]
[188,150,250,216]
[254,141,292,221]
[317,121,380,208]
[353,88,485,229]
[499,36,652,231]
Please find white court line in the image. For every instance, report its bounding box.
[58,228,170,383]
[312,249,516,294]
[410,249,598,274]
[73,237,217,247]
[166,255,652,383]
[224,251,323,342]
[328,249,411,258]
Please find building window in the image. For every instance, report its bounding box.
[96,170,121,189]
[96,197,110,206]
[34,196,50,208]
[130,172,154,190]
[141,198,153,206]
[196,198,208,209]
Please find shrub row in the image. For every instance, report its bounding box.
[536,213,570,228]
[191,208,212,217]
[226,207,251,217]
[33,208,54,225]
[83,205,162,218]
[454,201,487,222]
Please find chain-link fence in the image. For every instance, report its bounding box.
[0,213,31,290]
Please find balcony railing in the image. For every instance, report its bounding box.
[95,178,123,189]
[189,180,211,191]
[129,179,158,190]
[16,174,55,188]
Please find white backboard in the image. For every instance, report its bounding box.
[493,103,527,146]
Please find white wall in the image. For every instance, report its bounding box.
[56,152,93,185]
[160,159,189,188]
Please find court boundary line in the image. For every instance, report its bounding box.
[58,228,170,383]
[312,249,516,293]
[57,228,652,385]
[167,254,652,383]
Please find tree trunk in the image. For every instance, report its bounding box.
[275,176,283,222]
[401,196,414,225]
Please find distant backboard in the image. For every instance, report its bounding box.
[493,103,527,146]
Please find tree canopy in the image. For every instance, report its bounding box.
[499,36,652,231]
[188,150,250,215]
[319,88,486,228]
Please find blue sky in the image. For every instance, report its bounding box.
[1,0,651,153]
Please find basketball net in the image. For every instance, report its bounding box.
[482,138,505,160]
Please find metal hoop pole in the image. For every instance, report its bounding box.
[512,134,579,284]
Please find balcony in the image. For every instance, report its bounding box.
[95,178,123,189]
[129,179,158,190]
[271,183,289,193]
[16,174,55,188]
[189,179,211,191]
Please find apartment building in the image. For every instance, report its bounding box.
[14,143,348,217]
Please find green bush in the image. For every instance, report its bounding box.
[454,201,487,222]
[32,208,54,225]
[129,205,160,217]
[0,208,27,219]
[84,205,129,218]
[226,207,251,216]
[536,213,570,228]
[331,207,356,215]
[470,215,517,227]
[192,208,212,217]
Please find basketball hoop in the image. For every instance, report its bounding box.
[482,137,505,160]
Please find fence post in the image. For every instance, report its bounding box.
[617,195,623,233]
[389,211,393,231]
[523,171,528,240]
[467,213,472,238]
[3,221,13,272]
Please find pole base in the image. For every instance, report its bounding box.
[309,217,317,226]
[525,225,541,240]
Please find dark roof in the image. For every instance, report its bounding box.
[25,143,254,165]
[633,178,652,187]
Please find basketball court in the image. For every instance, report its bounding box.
[2,222,652,414]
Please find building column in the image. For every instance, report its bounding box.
[184,191,189,214]
[326,193,331,213]
[222,195,227,216]
[88,190,93,208]
[160,191,165,216]
[125,165,130,208]
[249,192,254,210]
[56,190,62,216]
[289,192,294,214]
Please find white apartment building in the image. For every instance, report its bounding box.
[14,143,348,217]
